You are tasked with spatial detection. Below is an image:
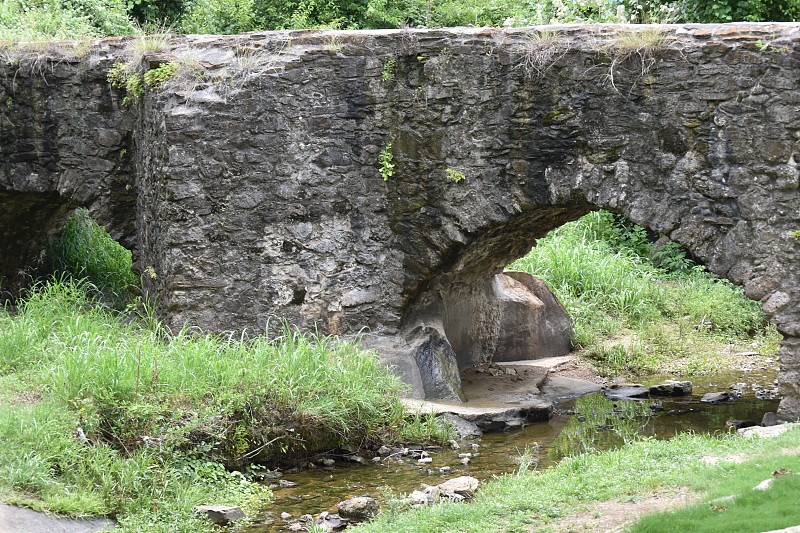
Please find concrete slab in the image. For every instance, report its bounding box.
[495,355,577,371]
[401,398,552,431]
[460,364,549,403]
[0,504,115,533]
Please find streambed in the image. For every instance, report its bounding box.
[246,370,779,531]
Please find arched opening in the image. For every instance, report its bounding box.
[50,208,139,310]
[398,205,781,414]
[0,199,138,311]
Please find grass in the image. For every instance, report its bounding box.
[631,448,800,532]
[51,209,138,309]
[353,427,800,533]
[514,29,568,80]
[2,279,409,464]
[509,211,778,377]
[0,213,449,530]
[606,27,672,92]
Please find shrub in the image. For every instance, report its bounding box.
[0,0,135,41]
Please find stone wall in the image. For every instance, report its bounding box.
[1,24,799,417]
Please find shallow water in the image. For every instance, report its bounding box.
[245,369,779,531]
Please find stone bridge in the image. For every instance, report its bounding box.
[2,23,799,419]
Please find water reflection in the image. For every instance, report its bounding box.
[549,394,655,461]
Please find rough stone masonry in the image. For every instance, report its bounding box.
[1,23,799,417]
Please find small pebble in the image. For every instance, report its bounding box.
[418,457,433,464]
[280,512,292,521]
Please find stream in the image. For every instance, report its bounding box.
[245,369,780,531]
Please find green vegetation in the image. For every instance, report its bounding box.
[379,140,395,181]
[382,57,396,82]
[510,211,777,376]
[354,427,800,532]
[1,0,797,42]
[51,209,138,309]
[608,27,670,90]
[396,414,456,444]
[0,0,135,41]
[631,445,800,532]
[143,61,178,87]
[445,168,466,183]
[0,213,447,530]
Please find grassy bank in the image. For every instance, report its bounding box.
[0,279,432,530]
[510,211,779,376]
[353,426,800,533]
[0,212,452,530]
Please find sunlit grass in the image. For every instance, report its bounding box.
[510,211,778,376]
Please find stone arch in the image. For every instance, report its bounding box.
[2,24,798,419]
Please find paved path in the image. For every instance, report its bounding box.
[0,504,115,532]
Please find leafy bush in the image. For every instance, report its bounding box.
[180,0,259,34]
[0,0,135,41]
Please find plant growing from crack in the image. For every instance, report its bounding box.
[378,140,395,181]
[382,57,396,82]
[445,168,466,183]
[515,29,568,80]
[607,28,671,93]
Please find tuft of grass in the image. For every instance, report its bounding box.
[396,414,456,444]
[607,27,671,92]
[514,29,568,79]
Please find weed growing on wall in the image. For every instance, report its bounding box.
[607,28,671,92]
[515,29,568,79]
[445,168,466,183]
[143,62,178,87]
[378,140,395,181]
[382,57,396,82]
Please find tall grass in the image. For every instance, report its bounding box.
[0,277,417,528]
[3,278,407,460]
[510,211,777,375]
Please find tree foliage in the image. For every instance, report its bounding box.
[1,0,797,40]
